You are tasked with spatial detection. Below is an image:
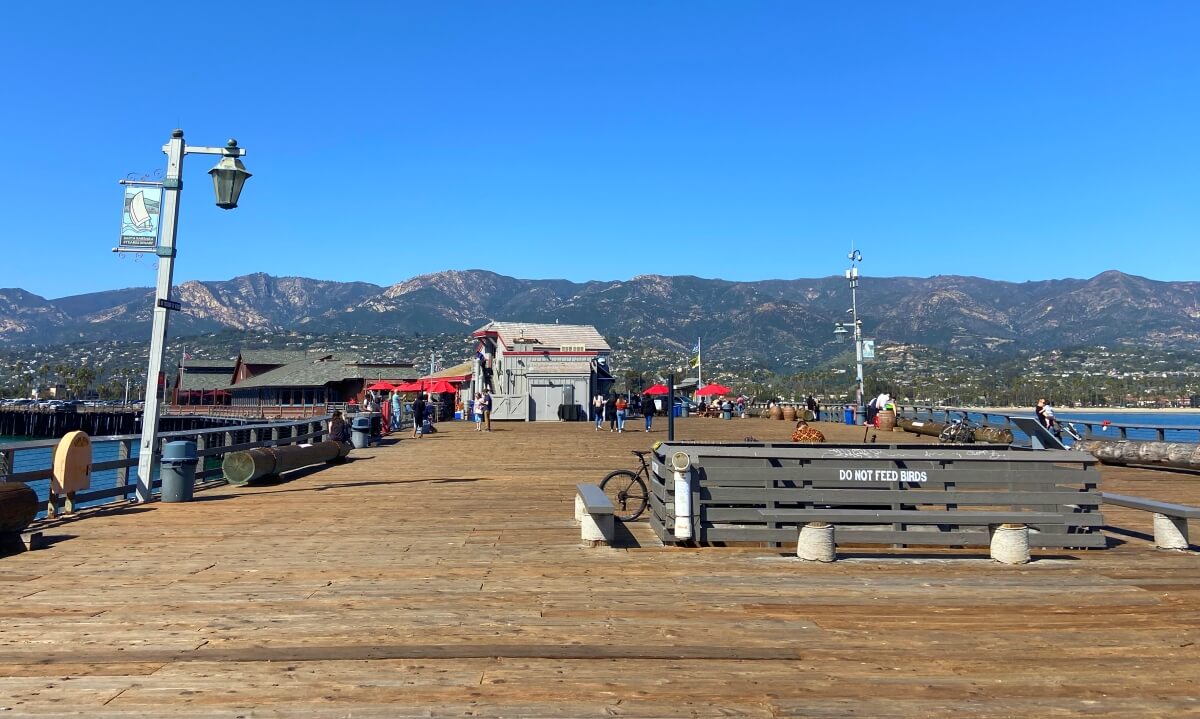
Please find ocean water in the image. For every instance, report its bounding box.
[1,435,149,516]
[918,409,1200,444]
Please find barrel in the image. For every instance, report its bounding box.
[769,405,784,420]
[1077,439,1200,470]
[877,409,896,431]
[782,406,797,422]
[0,482,38,533]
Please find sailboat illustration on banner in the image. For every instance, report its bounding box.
[129,191,152,230]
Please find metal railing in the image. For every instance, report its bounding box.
[895,405,1200,444]
[0,416,330,512]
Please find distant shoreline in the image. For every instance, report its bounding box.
[956,406,1200,414]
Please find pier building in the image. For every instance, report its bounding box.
[471,321,614,421]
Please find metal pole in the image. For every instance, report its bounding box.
[135,129,185,503]
[667,373,675,442]
[852,281,864,423]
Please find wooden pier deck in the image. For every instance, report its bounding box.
[2,418,1198,717]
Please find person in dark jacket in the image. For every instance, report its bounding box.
[412,393,427,438]
[605,395,618,432]
[806,394,819,422]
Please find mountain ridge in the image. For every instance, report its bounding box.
[3,269,1198,372]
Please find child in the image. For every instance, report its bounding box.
[474,393,484,432]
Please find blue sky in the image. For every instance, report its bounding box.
[2,1,1197,298]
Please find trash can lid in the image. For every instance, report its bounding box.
[352,417,372,429]
[162,440,197,460]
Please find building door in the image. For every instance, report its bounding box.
[530,382,565,421]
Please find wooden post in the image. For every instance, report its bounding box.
[0,448,11,479]
[116,439,132,494]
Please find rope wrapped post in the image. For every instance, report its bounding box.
[989,523,1031,564]
[796,522,836,562]
[1152,513,1190,550]
[574,494,585,525]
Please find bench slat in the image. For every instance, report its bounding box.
[1100,492,1200,519]
[757,509,1065,525]
[576,483,614,515]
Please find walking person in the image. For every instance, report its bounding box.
[615,394,628,433]
[593,393,604,431]
[411,392,426,438]
[806,394,819,422]
[605,395,618,432]
[642,392,654,432]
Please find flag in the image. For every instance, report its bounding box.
[689,354,700,368]
[689,340,700,368]
[182,351,192,360]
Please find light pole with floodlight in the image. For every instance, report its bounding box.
[133,129,250,503]
[833,249,865,423]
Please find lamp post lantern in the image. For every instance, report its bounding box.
[134,129,249,503]
[833,249,865,424]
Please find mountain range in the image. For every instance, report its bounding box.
[2,270,1199,372]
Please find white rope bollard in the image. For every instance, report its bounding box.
[796,522,835,562]
[1152,513,1190,550]
[574,494,585,525]
[989,523,1031,565]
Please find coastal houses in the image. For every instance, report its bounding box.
[471,321,613,421]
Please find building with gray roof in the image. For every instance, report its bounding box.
[471,321,614,421]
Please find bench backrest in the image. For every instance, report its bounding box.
[646,442,1103,549]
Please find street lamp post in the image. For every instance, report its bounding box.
[833,249,865,423]
[134,129,250,503]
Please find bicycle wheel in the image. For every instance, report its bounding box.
[600,469,649,522]
[938,424,956,443]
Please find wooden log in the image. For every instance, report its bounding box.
[897,418,1012,444]
[0,482,38,533]
[1077,439,1200,470]
[223,441,351,486]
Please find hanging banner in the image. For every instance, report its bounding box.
[119,184,163,251]
[861,339,876,361]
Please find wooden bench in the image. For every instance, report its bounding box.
[759,509,1067,564]
[575,483,615,547]
[1101,492,1199,550]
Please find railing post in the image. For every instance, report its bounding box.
[117,439,132,496]
[195,434,208,480]
[0,448,11,480]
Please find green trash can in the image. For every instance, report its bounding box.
[161,440,197,502]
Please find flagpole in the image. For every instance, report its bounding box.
[697,336,702,389]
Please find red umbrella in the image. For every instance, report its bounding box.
[695,384,731,396]
[643,384,669,395]
[425,379,457,394]
[395,381,423,392]
[366,381,395,391]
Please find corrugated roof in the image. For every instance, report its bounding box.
[474,321,611,351]
[423,360,474,380]
[181,359,236,369]
[239,350,322,366]
[177,372,231,392]
[231,356,416,390]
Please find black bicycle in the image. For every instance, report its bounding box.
[600,449,653,521]
[938,413,978,443]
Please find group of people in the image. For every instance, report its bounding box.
[592,393,656,433]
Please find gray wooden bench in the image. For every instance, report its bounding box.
[1101,492,1199,550]
[575,483,615,547]
[759,509,1067,564]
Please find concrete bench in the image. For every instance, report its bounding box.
[1101,492,1199,550]
[575,483,615,547]
[758,509,1067,564]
